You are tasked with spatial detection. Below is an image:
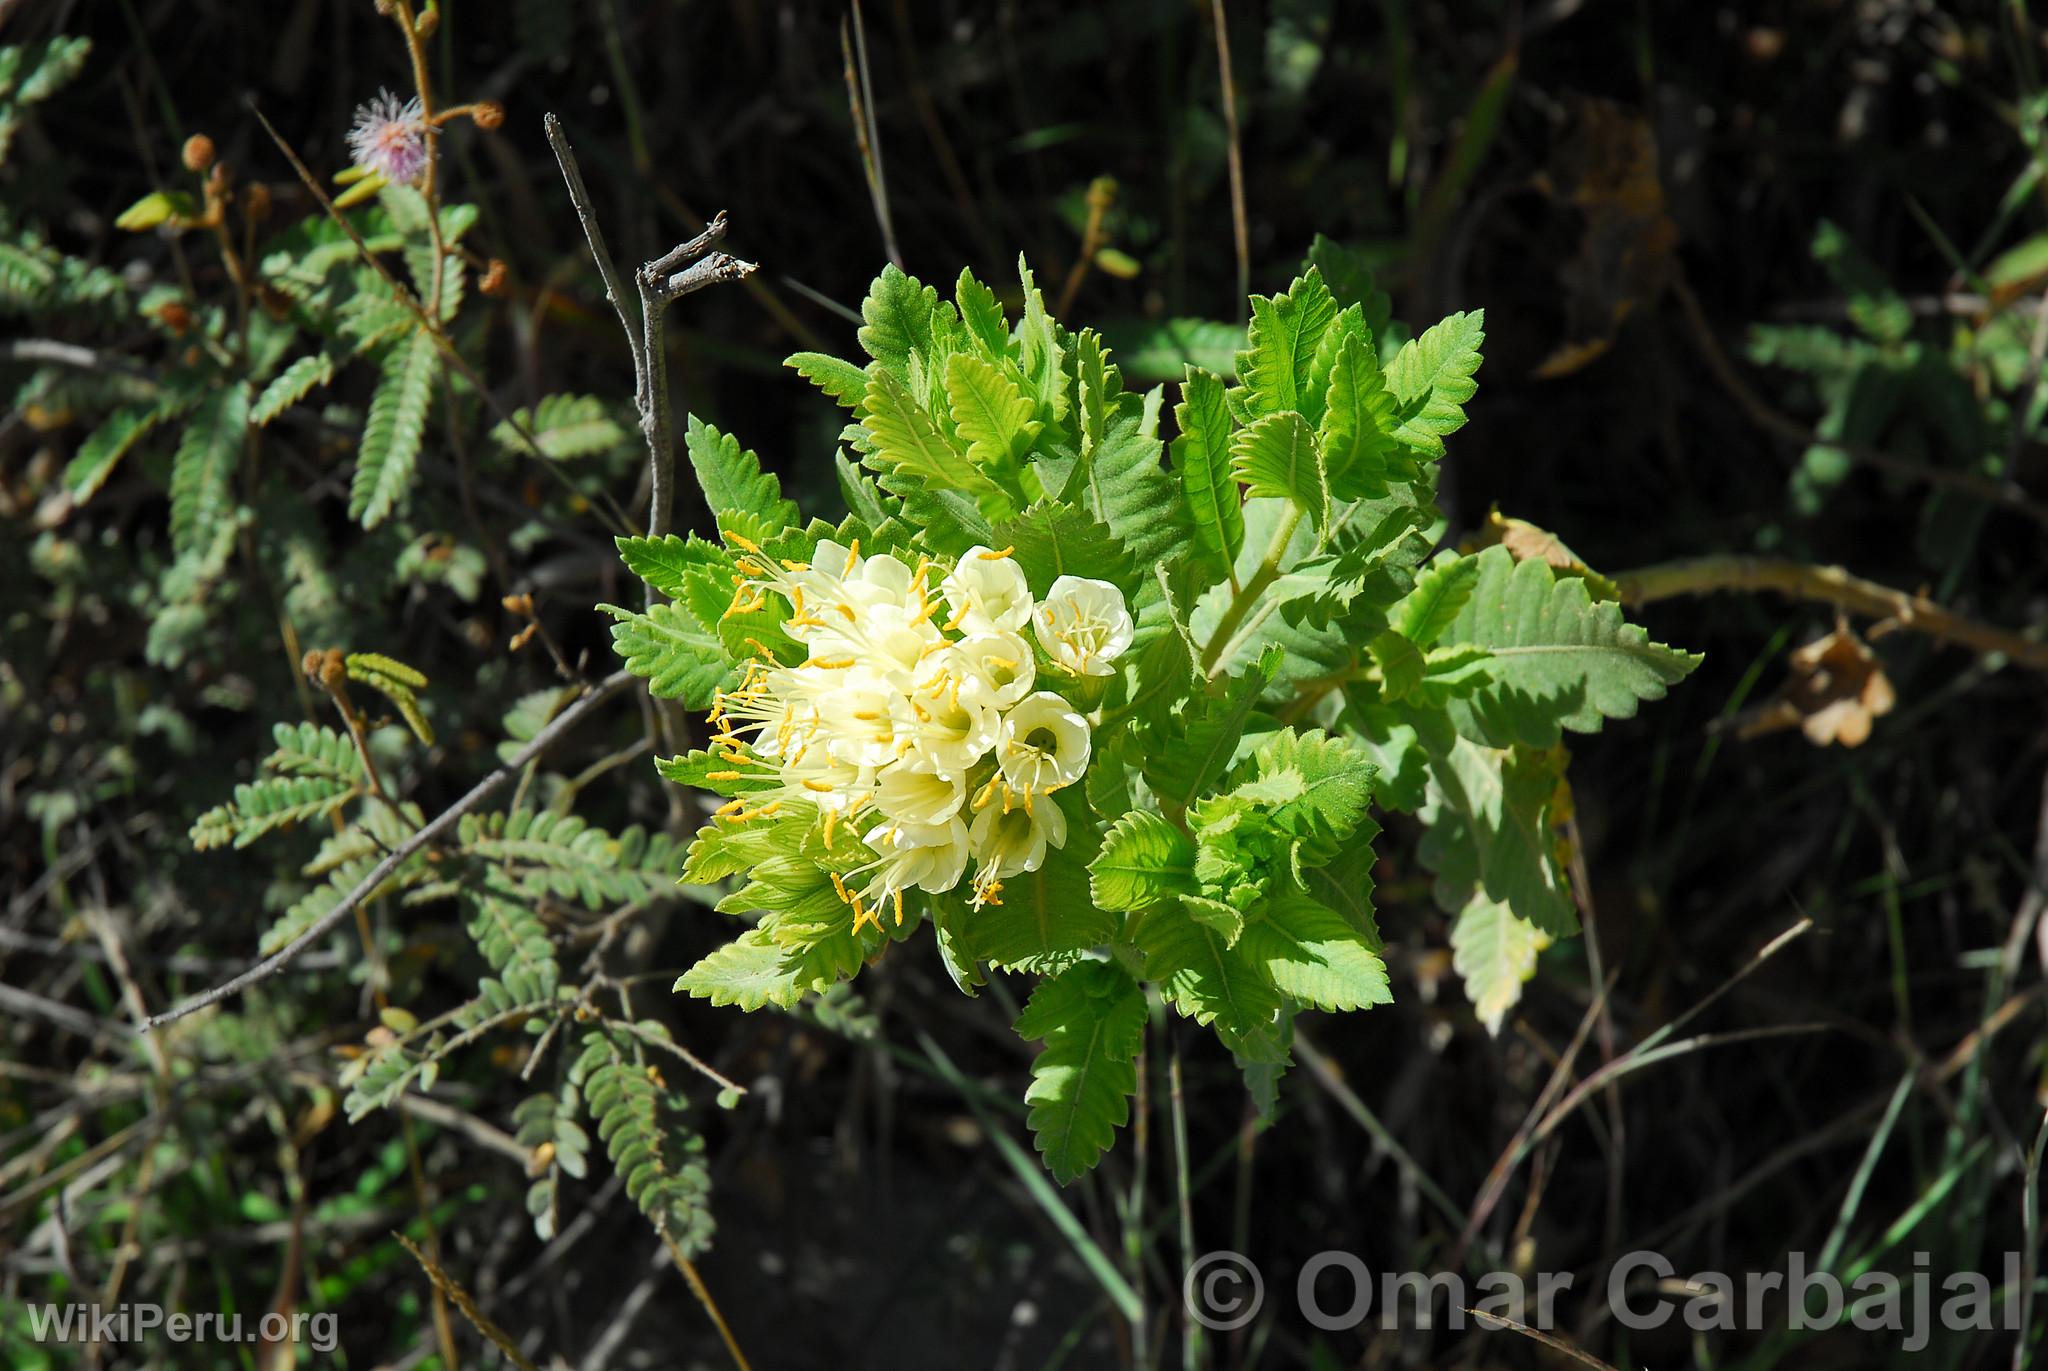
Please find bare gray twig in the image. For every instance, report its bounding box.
[543,113,756,545]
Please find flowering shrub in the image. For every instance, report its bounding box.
[605,256,1704,1182]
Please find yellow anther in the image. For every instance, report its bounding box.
[724,531,762,554]
[976,546,1015,560]
[893,890,905,926]
[707,770,744,782]
[803,778,835,793]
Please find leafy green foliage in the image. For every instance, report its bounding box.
[1439,545,1702,749]
[494,393,628,460]
[167,383,249,558]
[1016,961,1146,1184]
[1171,366,1244,580]
[350,328,440,528]
[685,414,800,533]
[572,1025,716,1257]
[598,252,1696,1184]
[1384,310,1486,456]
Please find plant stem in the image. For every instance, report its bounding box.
[1200,500,1303,673]
[1614,554,2048,672]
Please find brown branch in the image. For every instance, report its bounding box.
[1614,554,2048,673]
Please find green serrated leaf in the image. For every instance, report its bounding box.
[600,601,735,708]
[252,352,337,428]
[1088,810,1196,911]
[1385,310,1485,456]
[1441,546,1701,749]
[1016,960,1146,1184]
[1230,410,1328,534]
[1390,554,1480,646]
[1139,905,1283,1057]
[1236,268,1341,421]
[859,368,1011,511]
[1172,366,1243,582]
[685,414,800,533]
[1319,330,1400,499]
[1240,891,1391,1011]
[785,350,869,407]
[1450,891,1548,1034]
[65,406,159,503]
[947,350,1040,473]
[992,499,1137,600]
[615,533,729,602]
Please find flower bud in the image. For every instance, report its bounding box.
[472,100,504,131]
[243,181,272,223]
[181,134,215,173]
[480,258,509,296]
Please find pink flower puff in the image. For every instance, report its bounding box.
[347,89,430,186]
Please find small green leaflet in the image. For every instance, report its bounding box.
[1385,310,1485,456]
[858,368,1011,513]
[1450,892,1548,1035]
[785,350,868,407]
[1318,330,1399,500]
[351,328,439,529]
[168,382,249,558]
[495,394,627,461]
[615,533,730,601]
[1171,366,1243,582]
[600,601,734,708]
[1390,554,1480,646]
[946,350,1040,473]
[685,414,800,533]
[1238,892,1391,1011]
[1230,411,1329,534]
[1015,961,1146,1184]
[993,499,1137,600]
[1088,810,1196,911]
[1139,907,1284,1059]
[1236,268,1340,421]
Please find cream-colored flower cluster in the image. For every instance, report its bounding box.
[708,537,1133,929]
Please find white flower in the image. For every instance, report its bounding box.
[951,630,1036,708]
[813,666,905,768]
[969,793,1068,890]
[1031,575,1133,677]
[874,762,966,826]
[847,816,971,927]
[996,692,1092,795]
[902,659,1000,776]
[942,546,1033,635]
